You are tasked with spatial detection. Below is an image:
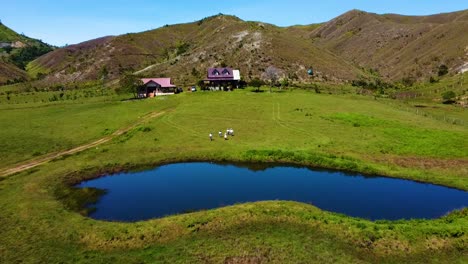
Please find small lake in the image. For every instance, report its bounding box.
[77,162,468,222]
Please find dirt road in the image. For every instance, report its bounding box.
[0,111,165,177]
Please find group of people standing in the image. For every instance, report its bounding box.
[209,128,234,141]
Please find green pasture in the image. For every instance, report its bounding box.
[0,88,467,263]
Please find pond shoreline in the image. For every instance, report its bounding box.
[63,153,468,192]
[71,160,468,222]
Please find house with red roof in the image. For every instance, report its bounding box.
[139,78,177,97]
[204,68,241,90]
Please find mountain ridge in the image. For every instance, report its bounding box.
[310,9,468,81]
[3,9,468,87]
[30,14,363,87]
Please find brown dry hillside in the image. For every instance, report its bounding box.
[28,10,468,87]
[30,15,363,87]
[0,61,27,84]
[310,9,468,81]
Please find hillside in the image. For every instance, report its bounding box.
[27,10,468,87]
[0,21,53,84]
[0,22,25,42]
[0,61,28,84]
[310,9,468,82]
[30,15,364,87]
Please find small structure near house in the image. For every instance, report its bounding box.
[204,67,241,91]
[139,78,177,98]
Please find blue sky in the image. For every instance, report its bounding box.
[1,0,467,46]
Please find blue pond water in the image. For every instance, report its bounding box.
[77,162,468,222]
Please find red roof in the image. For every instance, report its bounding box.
[141,78,176,88]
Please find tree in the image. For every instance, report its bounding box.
[441,91,456,104]
[175,41,190,56]
[280,78,290,89]
[3,46,13,54]
[117,73,143,98]
[438,64,448,77]
[191,67,200,77]
[10,44,53,69]
[197,79,206,90]
[262,66,281,93]
[429,76,438,83]
[401,75,416,87]
[288,72,299,81]
[100,66,109,82]
[249,78,264,92]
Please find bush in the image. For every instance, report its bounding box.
[249,78,264,88]
[441,91,456,104]
[197,80,206,90]
[429,76,438,83]
[438,64,449,77]
[175,42,190,56]
[401,76,416,87]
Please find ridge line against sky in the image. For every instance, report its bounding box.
[1,0,467,46]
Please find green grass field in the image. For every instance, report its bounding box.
[0,87,467,263]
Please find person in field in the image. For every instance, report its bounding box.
[224,133,228,140]
[209,133,213,141]
[219,131,223,137]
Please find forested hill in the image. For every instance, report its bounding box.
[0,21,53,84]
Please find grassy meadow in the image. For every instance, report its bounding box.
[0,86,467,263]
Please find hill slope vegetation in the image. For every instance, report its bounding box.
[311,9,468,82]
[16,9,468,87]
[30,15,362,87]
[0,22,53,84]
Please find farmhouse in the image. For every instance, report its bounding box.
[139,78,177,98]
[204,67,241,90]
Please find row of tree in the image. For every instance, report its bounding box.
[9,44,53,69]
[116,73,143,98]
[118,63,454,97]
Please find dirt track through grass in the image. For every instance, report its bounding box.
[0,90,467,263]
[0,111,165,177]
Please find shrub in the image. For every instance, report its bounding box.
[175,42,190,56]
[401,76,416,87]
[438,64,449,77]
[441,91,456,104]
[249,78,264,88]
[191,67,200,77]
[138,127,152,133]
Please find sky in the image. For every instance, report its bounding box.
[1,0,467,46]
